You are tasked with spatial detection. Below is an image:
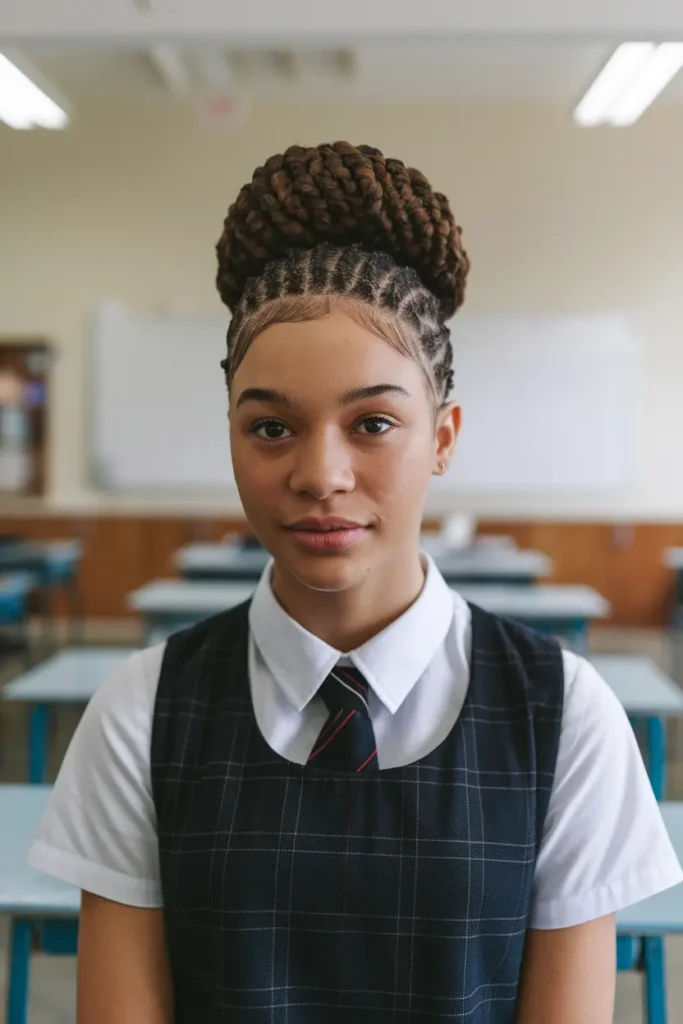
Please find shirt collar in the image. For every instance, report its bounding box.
[249,555,455,715]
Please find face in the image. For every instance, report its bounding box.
[229,308,460,594]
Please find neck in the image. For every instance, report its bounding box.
[270,547,426,651]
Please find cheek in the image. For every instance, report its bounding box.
[230,440,279,502]
[360,435,434,501]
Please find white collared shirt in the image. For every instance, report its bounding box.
[30,557,683,929]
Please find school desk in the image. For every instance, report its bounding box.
[434,547,552,585]
[456,583,609,651]
[1,784,681,1024]
[174,542,552,586]
[2,648,136,783]
[617,802,683,1024]
[592,655,683,801]
[127,579,608,652]
[0,540,84,646]
[0,785,79,1024]
[127,580,255,644]
[0,540,82,586]
[175,543,270,581]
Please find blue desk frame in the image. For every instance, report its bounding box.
[617,936,667,1024]
[0,573,37,668]
[7,919,78,1024]
[27,703,50,784]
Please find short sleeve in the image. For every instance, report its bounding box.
[531,651,683,929]
[28,644,165,908]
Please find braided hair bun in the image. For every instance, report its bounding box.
[216,142,469,321]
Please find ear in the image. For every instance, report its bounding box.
[432,403,461,476]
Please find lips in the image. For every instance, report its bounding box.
[286,519,367,532]
[284,519,371,553]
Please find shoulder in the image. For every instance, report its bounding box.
[553,649,653,819]
[84,643,164,746]
[28,643,168,907]
[558,648,628,748]
[50,641,166,800]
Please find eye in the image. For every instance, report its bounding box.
[251,419,293,441]
[355,416,395,436]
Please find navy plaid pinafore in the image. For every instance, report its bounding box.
[151,600,563,1022]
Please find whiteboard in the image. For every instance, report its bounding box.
[90,302,233,491]
[441,312,637,492]
[89,303,637,494]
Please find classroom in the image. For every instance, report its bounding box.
[1,2,683,1022]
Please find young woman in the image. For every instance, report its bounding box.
[32,142,681,1023]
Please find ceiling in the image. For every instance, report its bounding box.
[12,40,683,108]
[4,0,683,41]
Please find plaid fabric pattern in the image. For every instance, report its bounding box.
[151,601,564,1023]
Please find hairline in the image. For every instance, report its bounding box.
[226,293,442,409]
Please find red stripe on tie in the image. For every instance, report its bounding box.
[356,749,377,772]
[338,667,368,693]
[317,709,343,741]
[308,710,356,762]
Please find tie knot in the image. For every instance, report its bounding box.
[319,666,371,717]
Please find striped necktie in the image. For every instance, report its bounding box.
[307,665,378,772]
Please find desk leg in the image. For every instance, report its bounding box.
[28,703,49,784]
[617,935,640,970]
[7,919,31,1024]
[643,936,667,1024]
[647,717,667,800]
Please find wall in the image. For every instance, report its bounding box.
[1,97,683,518]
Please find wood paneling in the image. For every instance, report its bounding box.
[0,513,247,619]
[0,512,681,626]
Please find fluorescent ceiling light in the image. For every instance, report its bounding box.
[608,43,683,125]
[0,52,68,130]
[574,43,655,126]
[574,42,683,127]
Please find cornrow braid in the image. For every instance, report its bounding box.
[223,244,454,403]
[216,142,470,404]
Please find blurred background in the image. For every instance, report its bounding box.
[2,1,683,1021]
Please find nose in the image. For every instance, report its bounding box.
[288,427,355,500]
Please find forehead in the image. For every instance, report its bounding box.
[232,309,424,398]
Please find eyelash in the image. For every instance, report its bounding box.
[250,416,397,441]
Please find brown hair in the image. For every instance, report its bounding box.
[216,142,470,403]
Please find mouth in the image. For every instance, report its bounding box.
[286,518,367,532]
[283,519,371,553]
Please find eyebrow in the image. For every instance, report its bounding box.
[235,387,290,409]
[235,383,411,410]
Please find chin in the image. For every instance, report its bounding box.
[278,550,370,594]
